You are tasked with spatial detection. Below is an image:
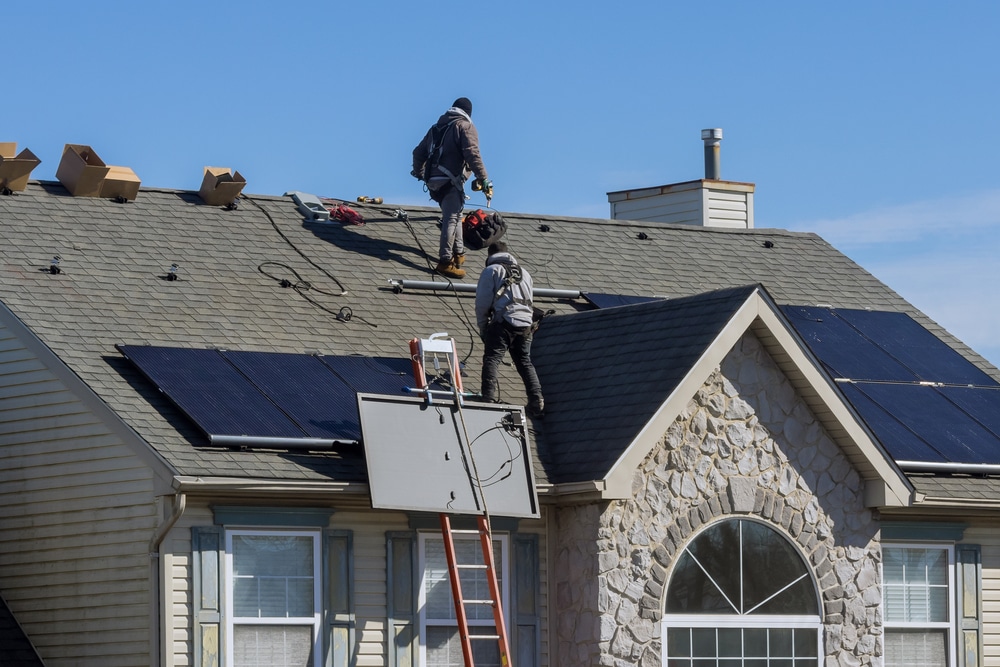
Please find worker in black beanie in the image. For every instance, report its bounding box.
[411,97,493,279]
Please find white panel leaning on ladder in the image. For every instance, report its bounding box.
[406,332,514,667]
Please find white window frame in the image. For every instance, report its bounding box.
[661,518,822,665]
[881,542,957,667]
[417,531,510,667]
[224,529,323,667]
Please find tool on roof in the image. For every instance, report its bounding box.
[329,202,365,226]
[357,196,383,204]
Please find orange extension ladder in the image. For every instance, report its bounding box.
[408,334,512,667]
[439,514,512,667]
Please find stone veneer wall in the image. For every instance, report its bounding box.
[553,333,882,667]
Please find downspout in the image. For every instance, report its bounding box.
[149,493,188,667]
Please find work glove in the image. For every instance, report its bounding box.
[410,168,424,181]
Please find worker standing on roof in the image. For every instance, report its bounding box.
[412,97,493,280]
[475,242,544,418]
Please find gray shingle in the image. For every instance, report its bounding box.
[0,183,996,489]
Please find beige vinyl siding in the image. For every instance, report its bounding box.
[0,323,158,666]
[166,504,550,667]
[961,523,1000,665]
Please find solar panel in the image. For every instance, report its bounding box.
[118,345,309,441]
[583,292,662,309]
[783,306,1000,466]
[783,306,999,386]
[222,351,358,440]
[117,345,448,447]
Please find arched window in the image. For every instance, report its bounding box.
[662,519,821,666]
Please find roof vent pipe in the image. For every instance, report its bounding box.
[701,128,722,180]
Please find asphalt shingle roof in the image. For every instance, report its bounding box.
[1,182,996,489]
[533,285,759,483]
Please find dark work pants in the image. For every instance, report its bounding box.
[480,320,543,405]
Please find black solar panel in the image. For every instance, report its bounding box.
[222,351,359,440]
[783,306,1000,465]
[118,345,309,440]
[117,345,443,446]
[583,293,662,309]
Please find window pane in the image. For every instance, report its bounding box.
[744,627,767,656]
[233,535,314,618]
[718,628,741,657]
[424,537,503,622]
[687,521,742,607]
[883,547,949,623]
[234,625,312,667]
[426,626,500,667]
[692,628,715,657]
[741,522,817,615]
[667,627,691,657]
[769,627,793,656]
[794,628,818,657]
[885,629,946,667]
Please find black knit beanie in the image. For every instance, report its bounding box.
[452,97,473,116]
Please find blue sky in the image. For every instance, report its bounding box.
[8,1,1000,364]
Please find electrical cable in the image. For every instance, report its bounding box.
[243,194,349,296]
[245,194,380,327]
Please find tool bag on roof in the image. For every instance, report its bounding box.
[462,209,507,251]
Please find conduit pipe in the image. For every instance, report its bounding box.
[388,279,582,300]
[897,460,1000,476]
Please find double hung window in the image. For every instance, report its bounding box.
[882,544,955,667]
[225,530,322,667]
[418,532,509,667]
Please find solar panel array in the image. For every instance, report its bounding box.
[782,306,1000,465]
[117,345,444,445]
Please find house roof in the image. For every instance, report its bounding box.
[0,182,997,502]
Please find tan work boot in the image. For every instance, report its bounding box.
[454,253,466,267]
[435,260,465,279]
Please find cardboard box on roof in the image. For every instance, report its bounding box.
[0,143,42,192]
[199,166,246,205]
[100,165,141,201]
[56,144,110,197]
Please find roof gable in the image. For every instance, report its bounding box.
[533,286,913,506]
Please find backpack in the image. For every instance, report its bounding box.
[462,209,507,251]
[415,119,459,184]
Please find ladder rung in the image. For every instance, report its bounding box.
[461,599,496,606]
[456,563,488,570]
[468,635,502,641]
[449,529,482,535]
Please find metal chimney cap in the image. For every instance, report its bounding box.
[701,128,723,142]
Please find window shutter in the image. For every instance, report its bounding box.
[956,544,983,667]
[387,532,417,667]
[192,526,223,667]
[325,530,354,667]
[513,533,540,667]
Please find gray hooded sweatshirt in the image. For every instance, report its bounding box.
[475,252,534,330]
